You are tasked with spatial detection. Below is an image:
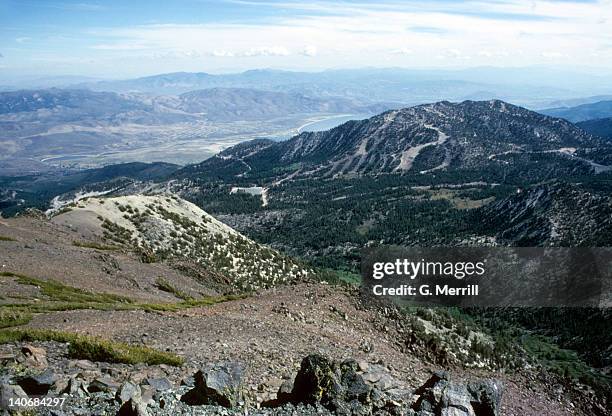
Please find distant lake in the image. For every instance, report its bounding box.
[299,114,372,133]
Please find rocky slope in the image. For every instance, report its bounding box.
[478,182,612,246]
[0,200,609,415]
[2,350,505,416]
[577,117,612,140]
[0,281,595,416]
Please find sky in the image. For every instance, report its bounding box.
[1,0,611,80]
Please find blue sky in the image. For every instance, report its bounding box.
[1,0,611,79]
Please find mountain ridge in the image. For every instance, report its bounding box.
[541,100,612,122]
[176,99,611,182]
[577,117,612,140]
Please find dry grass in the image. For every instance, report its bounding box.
[0,328,184,366]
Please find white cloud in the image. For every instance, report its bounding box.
[301,45,318,56]
[76,0,611,71]
[390,48,414,55]
[15,37,30,43]
[207,46,291,58]
[153,50,203,59]
[478,50,509,58]
[541,51,568,59]
[436,49,464,59]
[211,50,235,57]
[92,42,153,51]
[69,3,105,12]
[242,46,290,57]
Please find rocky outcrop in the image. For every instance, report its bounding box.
[117,396,150,416]
[412,371,503,416]
[181,361,246,408]
[259,354,504,416]
[21,344,48,368]
[16,369,57,396]
[0,383,28,413]
[0,350,504,416]
[263,354,411,415]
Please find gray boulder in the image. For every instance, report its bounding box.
[440,383,475,416]
[413,372,504,416]
[88,376,120,393]
[181,361,246,408]
[21,344,48,369]
[0,384,28,412]
[290,355,372,408]
[467,380,504,416]
[62,377,87,398]
[180,375,195,387]
[16,369,57,395]
[117,395,150,416]
[277,379,294,403]
[116,381,141,404]
[263,354,412,415]
[145,377,172,392]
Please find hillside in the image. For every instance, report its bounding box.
[0,162,179,216]
[176,99,612,182]
[541,100,612,122]
[478,182,612,246]
[169,100,612,268]
[0,88,147,116]
[72,68,590,108]
[1,208,609,415]
[174,88,381,121]
[52,194,312,291]
[577,117,612,140]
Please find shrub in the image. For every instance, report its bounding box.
[154,277,192,301]
[0,328,184,366]
[0,309,32,328]
[72,241,119,251]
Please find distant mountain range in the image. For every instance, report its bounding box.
[540,100,612,122]
[173,88,384,121]
[0,88,147,117]
[540,95,612,109]
[0,87,379,122]
[68,68,611,108]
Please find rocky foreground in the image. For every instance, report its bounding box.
[0,214,602,415]
[1,344,502,416]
